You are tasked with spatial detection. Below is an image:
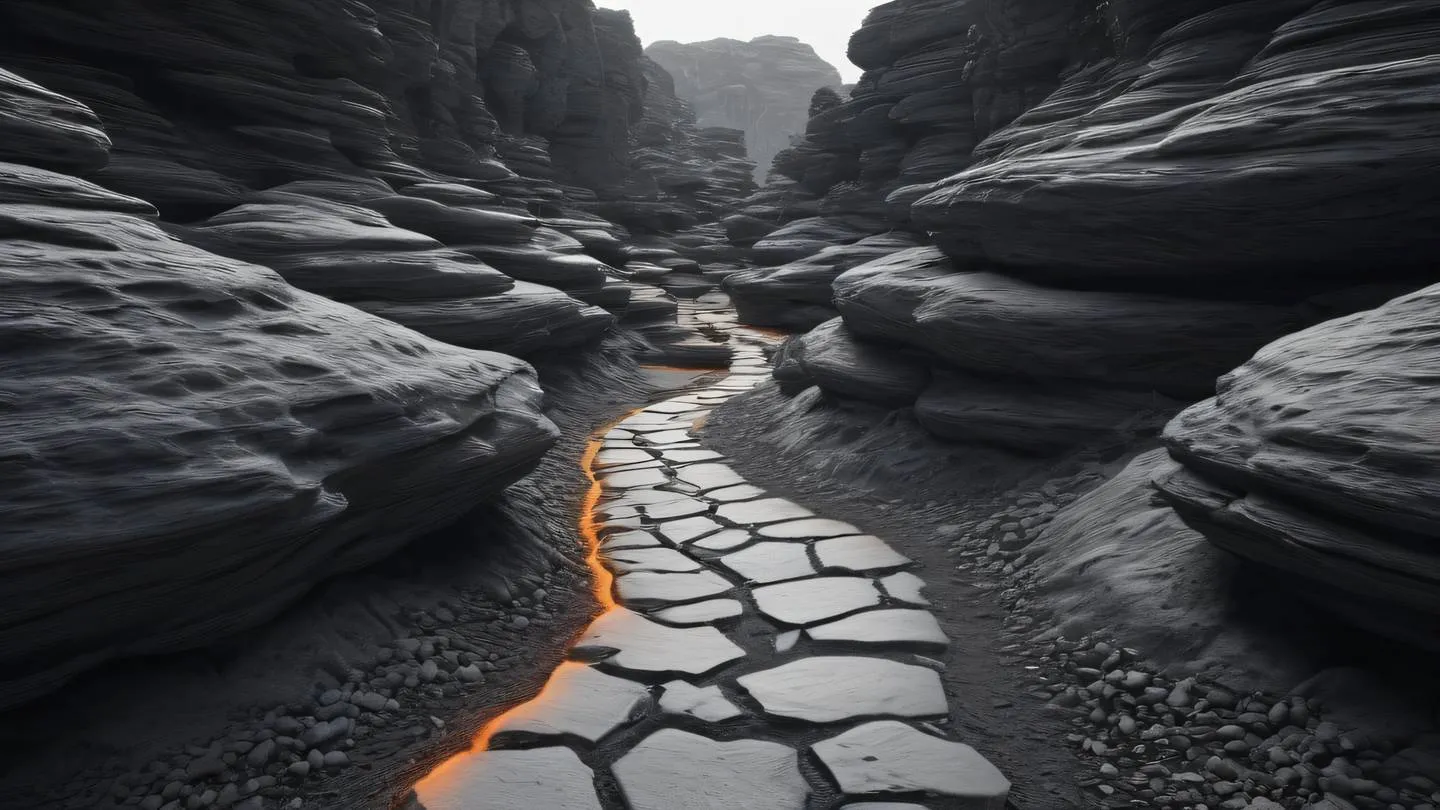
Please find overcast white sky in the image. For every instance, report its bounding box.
[596,1,875,82]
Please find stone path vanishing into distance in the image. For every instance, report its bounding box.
[411,298,1011,810]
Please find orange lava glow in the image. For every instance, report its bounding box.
[577,429,624,614]
[410,409,642,803]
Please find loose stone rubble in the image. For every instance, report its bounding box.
[948,464,1440,810]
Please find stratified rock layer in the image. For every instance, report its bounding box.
[1157,284,1440,650]
[0,0,755,364]
[0,0,757,709]
[740,0,1440,458]
[0,166,556,707]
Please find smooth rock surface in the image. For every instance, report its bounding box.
[806,610,948,649]
[718,542,818,584]
[613,729,808,810]
[651,599,745,627]
[658,682,744,723]
[812,721,1010,806]
[752,577,884,626]
[573,609,745,677]
[737,657,948,722]
[489,664,650,746]
[415,747,602,810]
[614,571,735,608]
[814,535,910,573]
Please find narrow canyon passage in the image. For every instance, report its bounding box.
[409,297,1010,809]
[4,1,1440,809]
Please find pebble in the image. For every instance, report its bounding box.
[353,691,387,712]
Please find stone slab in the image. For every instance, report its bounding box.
[752,577,883,626]
[573,608,745,678]
[613,730,807,810]
[812,721,1010,806]
[737,657,948,723]
[489,663,649,746]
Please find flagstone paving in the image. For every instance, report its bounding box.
[412,300,1010,810]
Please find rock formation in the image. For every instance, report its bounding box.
[646,36,844,183]
[734,0,1440,458]
[1157,284,1440,651]
[0,0,757,705]
[715,0,1440,659]
[0,81,556,706]
[609,56,758,235]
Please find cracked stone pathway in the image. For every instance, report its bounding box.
[411,299,1011,810]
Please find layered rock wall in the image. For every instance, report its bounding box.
[730,0,1440,650]
[739,0,1440,459]
[1157,284,1440,650]
[0,0,755,705]
[0,70,559,706]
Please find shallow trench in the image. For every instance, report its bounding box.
[402,295,1014,809]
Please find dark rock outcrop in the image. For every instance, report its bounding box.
[773,318,930,407]
[0,0,757,357]
[726,231,922,330]
[1157,284,1440,650]
[742,0,1440,460]
[0,0,754,707]
[0,158,556,708]
[646,36,844,183]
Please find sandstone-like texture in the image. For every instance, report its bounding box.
[0,166,556,708]
[647,36,844,183]
[743,0,1440,457]
[1157,284,1440,650]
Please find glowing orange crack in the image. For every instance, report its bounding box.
[413,408,643,800]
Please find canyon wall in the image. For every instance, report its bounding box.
[0,0,752,706]
[729,0,1440,647]
[647,36,844,184]
[733,0,1440,452]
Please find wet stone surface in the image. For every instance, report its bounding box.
[412,301,1008,810]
